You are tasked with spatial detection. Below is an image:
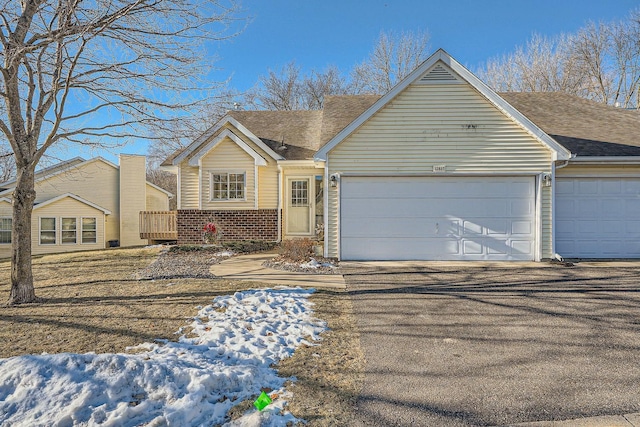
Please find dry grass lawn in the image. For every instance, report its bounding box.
[0,247,363,425]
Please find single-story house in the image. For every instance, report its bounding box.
[0,154,171,257]
[160,49,640,261]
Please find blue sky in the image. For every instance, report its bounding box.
[96,0,640,163]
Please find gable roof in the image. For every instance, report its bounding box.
[187,128,268,167]
[500,92,640,157]
[315,49,572,162]
[33,193,112,214]
[166,116,286,167]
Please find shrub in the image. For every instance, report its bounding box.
[280,238,315,262]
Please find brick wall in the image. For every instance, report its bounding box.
[177,209,279,244]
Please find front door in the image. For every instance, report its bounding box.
[286,177,313,235]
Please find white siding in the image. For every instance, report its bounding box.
[327,82,554,258]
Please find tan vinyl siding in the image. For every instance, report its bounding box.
[200,138,256,210]
[258,165,279,209]
[146,184,170,211]
[34,159,120,243]
[32,198,105,255]
[326,83,554,258]
[179,165,200,209]
[119,155,147,247]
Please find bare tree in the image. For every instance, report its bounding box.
[477,33,588,95]
[350,30,430,94]
[251,62,303,110]
[0,0,241,304]
[248,62,350,110]
[478,9,640,109]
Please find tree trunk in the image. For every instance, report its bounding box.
[8,167,37,305]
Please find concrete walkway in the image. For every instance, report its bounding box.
[210,252,346,289]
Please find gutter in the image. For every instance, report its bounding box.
[569,156,640,164]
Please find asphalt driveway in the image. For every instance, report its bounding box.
[343,262,640,426]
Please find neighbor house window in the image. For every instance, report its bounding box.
[211,172,245,200]
[61,218,77,244]
[82,218,97,244]
[0,218,11,244]
[40,217,56,245]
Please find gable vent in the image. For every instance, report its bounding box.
[418,64,460,84]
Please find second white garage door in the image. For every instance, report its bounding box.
[556,177,640,258]
[340,176,536,261]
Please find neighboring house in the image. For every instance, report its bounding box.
[0,154,171,258]
[161,49,640,261]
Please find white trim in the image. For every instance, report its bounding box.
[176,167,182,209]
[80,217,98,244]
[208,171,247,202]
[34,193,112,215]
[558,173,640,178]
[39,216,57,246]
[323,162,329,258]
[172,116,284,166]
[0,216,11,245]
[535,174,543,262]
[315,48,572,162]
[278,160,323,167]
[254,165,259,209]
[551,162,557,257]
[189,129,267,167]
[60,217,78,245]
[336,171,544,178]
[569,157,640,164]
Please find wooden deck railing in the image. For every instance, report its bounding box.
[139,211,177,240]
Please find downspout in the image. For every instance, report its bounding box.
[277,164,283,243]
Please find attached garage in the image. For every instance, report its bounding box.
[340,176,537,261]
[556,177,640,258]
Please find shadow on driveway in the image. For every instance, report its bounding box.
[344,264,640,426]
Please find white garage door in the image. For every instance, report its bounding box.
[556,178,640,258]
[340,176,536,261]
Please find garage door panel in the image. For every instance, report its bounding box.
[556,178,640,258]
[340,176,535,261]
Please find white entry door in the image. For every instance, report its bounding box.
[340,176,536,261]
[286,177,313,235]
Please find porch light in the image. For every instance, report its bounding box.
[542,174,552,187]
[330,174,339,188]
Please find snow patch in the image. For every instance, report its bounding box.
[0,287,325,427]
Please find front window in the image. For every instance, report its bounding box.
[40,217,56,245]
[82,218,97,244]
[61,218,77,244]
[0,218,11,244]
[211,172,245,200]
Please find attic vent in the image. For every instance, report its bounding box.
[418,64,460,84]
